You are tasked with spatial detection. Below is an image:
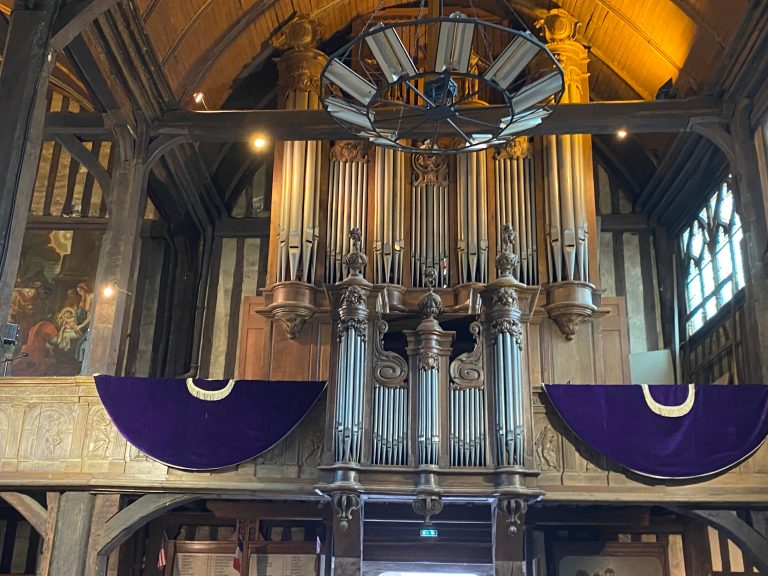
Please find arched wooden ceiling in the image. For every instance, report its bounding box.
[133,0,748,108]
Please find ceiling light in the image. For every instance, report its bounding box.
[616,128,628,139]
[321,13,563,154]
[253,137,267,149]
[324,59,377,105]
[435,12,475,73]
[483,36,540,89]
[365,25,418,82]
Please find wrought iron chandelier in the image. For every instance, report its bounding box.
[320,6,565,154]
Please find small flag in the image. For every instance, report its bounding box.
[233,535,244,572]
[157,532,169,570]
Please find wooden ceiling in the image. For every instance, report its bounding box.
[130,0,748,108]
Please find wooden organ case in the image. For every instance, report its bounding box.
[237,7,631,556]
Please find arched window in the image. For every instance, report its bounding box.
[680,177,745,335]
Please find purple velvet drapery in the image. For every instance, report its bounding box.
[95,375,326,470]
[544,384,768,478]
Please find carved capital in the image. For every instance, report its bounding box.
[490,318,523,350]
[340,285,367,310]
[536,9,580,44]
[338,317,368,342]
[272,15,322,51]
[331,492,360,532]
[498,497,528,536]
[493,287,519,311]
[418,352,440,372]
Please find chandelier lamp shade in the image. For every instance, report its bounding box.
[320,13,565,154]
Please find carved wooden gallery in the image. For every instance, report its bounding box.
[0,0,767,575]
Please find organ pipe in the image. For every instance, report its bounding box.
[326,141,369,283]
[494,138,537,285]
[273,19,327,283]
[411,153,450,287]
[373,147,406,284]
[457,151,489,284]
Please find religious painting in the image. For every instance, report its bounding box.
[555,542,668,576]
[4,228,103,376]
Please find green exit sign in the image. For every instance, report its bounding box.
[420,527,438,538]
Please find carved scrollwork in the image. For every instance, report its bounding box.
[418,352,440,372]
[412,494,443,524]
[449,321,484,389]
[498,497,528,536]
[490,318,523,350]
[412,152,449,187]
[331,140,368,163]
[494,137,531,160]
[373,319,408,388]
[332,492,360,532]
[338,317,368,342]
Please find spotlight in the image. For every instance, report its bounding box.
[192,92,209,110]
[253,137,268,150]
[616,128,628,140]
[102,282,132,298]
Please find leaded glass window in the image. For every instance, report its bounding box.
[680,177,745,335]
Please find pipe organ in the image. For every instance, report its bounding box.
[260,7,602,533]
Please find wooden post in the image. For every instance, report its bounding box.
[48,492,96,576]
[494,507,525,576]
[331,510,361,576]
[729,100,768,383]
[81,123,147,375]
[0,0,59,322]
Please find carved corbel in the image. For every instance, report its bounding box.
[498,497,528,535]
[412,493,444,525]
[332,492,360,532]
[544,280,597,340]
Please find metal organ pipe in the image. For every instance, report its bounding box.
[457,151,489,284]
[326,142,369,284]
[411,154,449,287]
[493,139,537,285]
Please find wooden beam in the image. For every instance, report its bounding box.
[0,492,47,537]
[152,97,724,143]
[56,133,112,196]
[45,97,724,143]
[600,213,650,232]
[44,111,112,138]
[685,509,768,575]
[97,494,198,558]
[0,2,59,329]
[51,0,118,51]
